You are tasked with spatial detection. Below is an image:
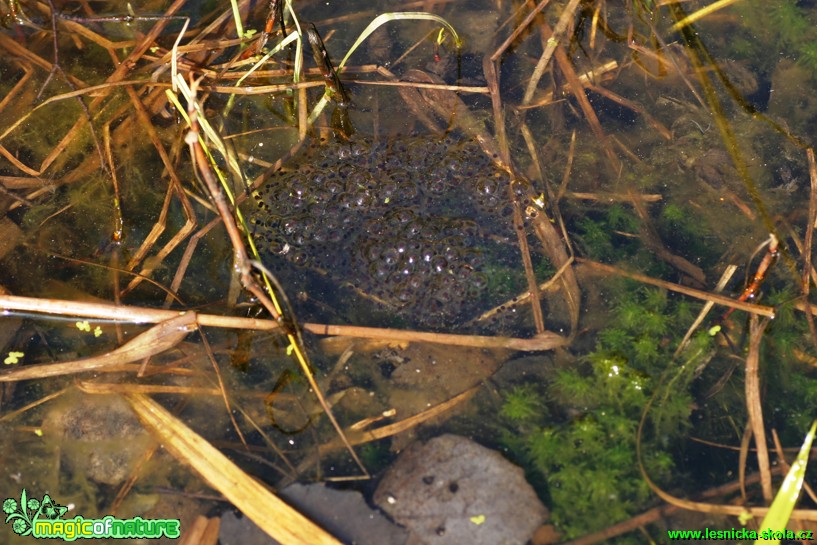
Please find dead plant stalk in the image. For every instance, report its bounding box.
[184,78,366,477]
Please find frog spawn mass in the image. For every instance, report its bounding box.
[250,135,515,326]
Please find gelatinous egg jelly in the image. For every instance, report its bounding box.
[250,134,514,325]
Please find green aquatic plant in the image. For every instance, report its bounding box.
[632,336,660,366]
[596,327,633,354]
[768,0,808,48]
[358,441,393,475]
[616,295,668,338]
[756,292,817,437]
[762,288,808,356]
[575,205,645,264]
[606,203,640,233]
[500,385,546,423]
[498,287,708,539]
[661,203,686,225]
[576,215,616,262]
[657,202,722,268]
[797,41,817,75]
[574,204,681,268]
[731,0,817,79]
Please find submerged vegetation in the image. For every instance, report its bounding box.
[731,0,817,77]
[500,286,709,540]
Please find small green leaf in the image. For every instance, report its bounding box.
[4,351,23,365]
[338,12,461,72]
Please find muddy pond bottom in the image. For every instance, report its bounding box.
[250,134,516,326]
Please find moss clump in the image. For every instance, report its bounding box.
[499,287,710,540]
[500,385,546,423]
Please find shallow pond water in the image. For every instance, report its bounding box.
[1,0,817,543]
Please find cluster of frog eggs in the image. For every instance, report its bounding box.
[250,134,512,325]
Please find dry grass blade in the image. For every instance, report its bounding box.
[0,312,197,382]
[547,25,621,172]
[305,386,480,463]
[357,80,489,93]
[579,259,775,316]
[491,0,552,63]
[312,324,567,352]
[739,422,753,501]
[119,85,197,295]
[0,143,41,177]
[746,315,773,502]
[401,69,503,158]
[0,294,280,330]
[483,44,511,166]
[584,84,672,141]
[522,0,581,105]
[528,211,581,336]
[511,192,546,333]
[0,59,33,115]
[565,191,662,202]
[802,149,817,354]
[168,216,223,304]
[0,388,68,422]
[0,294,563,351]
[669,0,742,32]
[126,393,343,545]
[178,515,219,545]
[349,386,478,443]
[78,382,221,396]
[674,264,737,357]
[468,258,574,325]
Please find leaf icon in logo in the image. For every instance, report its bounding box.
[3,492,32,536]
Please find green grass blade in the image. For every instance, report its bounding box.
[754,419,817,545]
[338,12,461,72]
[229,0,244,39]
[285,0,305,82]
[236,30,300,87]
